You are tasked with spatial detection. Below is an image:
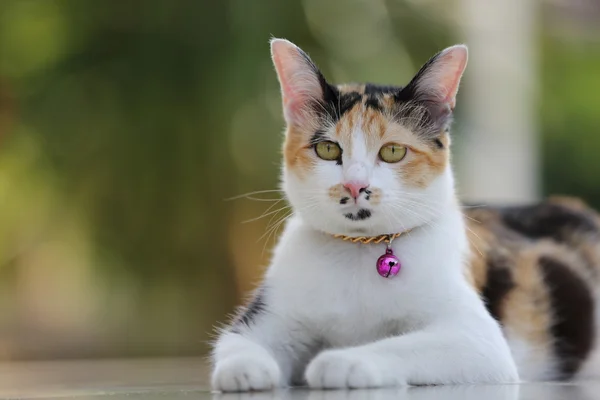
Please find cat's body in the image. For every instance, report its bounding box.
[211,39,599,391]
[214,202,517,389]
[466,197,600,381]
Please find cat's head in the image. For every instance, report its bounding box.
[271,39,467,236]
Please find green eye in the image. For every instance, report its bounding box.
[315,141,342,161]
[379,143,407,163]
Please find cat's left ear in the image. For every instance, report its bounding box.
[401,45,468,121]
[270,38,327,126]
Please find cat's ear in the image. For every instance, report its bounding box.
[401,45,468,122]
[270,38,327,126]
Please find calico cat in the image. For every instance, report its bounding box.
[211,38,600,391]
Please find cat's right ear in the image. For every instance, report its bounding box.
[399,45,468,128]
[270,38,326,126]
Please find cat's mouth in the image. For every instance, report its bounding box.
[344,209,372,221]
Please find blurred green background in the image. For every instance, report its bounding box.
[0,0,598,360]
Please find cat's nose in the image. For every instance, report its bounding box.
[343,181,369,199]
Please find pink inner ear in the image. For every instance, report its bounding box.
[272,58,303,116]
[271,39,323,125]
[271,48,296,103]
[284,97,306,123]
[436,46,468,109]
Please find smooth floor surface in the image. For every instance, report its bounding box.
[1,358,599,400]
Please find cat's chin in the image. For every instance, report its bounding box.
[299,214,407,237]
[343,208,372,222]
[323,225,400,237]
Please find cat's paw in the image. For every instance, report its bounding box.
[211,353,282,392]
[305,349,388,389]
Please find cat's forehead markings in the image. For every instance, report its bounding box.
[330,83,403,123]
[334,101,363,158]
[332,91,362,121]
[333,104,391,159]
[362,108,388,142]
[364,96,382,112]
[336,83,366,94]
[379,94,396,110]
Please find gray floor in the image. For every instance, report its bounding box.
[1,358,598,400]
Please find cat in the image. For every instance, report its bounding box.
[210,38,600,391]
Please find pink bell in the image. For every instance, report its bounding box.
[376,248,401,278]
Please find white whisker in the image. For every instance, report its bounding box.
[242,203,289,224]
[226,189,285,201]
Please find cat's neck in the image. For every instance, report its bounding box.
[288,193,466,247]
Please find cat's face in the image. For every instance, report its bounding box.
[271,39,467,235]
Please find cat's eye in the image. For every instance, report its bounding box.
[315,141,342,161]
[379,143,407,163]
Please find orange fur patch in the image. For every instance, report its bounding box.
[328,184,345,200]
[284,125,315,179]
[465,222,492,291]
[392,130,449,188]
[337,84,365,94]
[503,248,552,338]
[367,188,382,205]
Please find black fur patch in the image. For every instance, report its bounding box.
[310,129,327,145]
[344,209,372,221]
[319,78,339,108]
[365,96,382,111]
[481,253,514,321]
[540,256,595,379]
[500,202,598,243]
[364,83,401,95]
[232,287,267,332]
[313,88,362,123]
[335,91,362,118]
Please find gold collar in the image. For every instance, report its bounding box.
[332,231,410,244]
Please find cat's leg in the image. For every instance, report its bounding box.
[211,290,303,392]
[211,330,281,392]
[305,310,519,388]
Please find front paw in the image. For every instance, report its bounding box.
[212,354,282,392]
[305,349,387,389]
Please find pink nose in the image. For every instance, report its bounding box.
[343,181,369,199]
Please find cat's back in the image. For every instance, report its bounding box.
[465,196,600,381]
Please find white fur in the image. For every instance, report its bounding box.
[211,41,518,392]
[212,152,518,392]
[212,200,518,390]
[503,331,554,381]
